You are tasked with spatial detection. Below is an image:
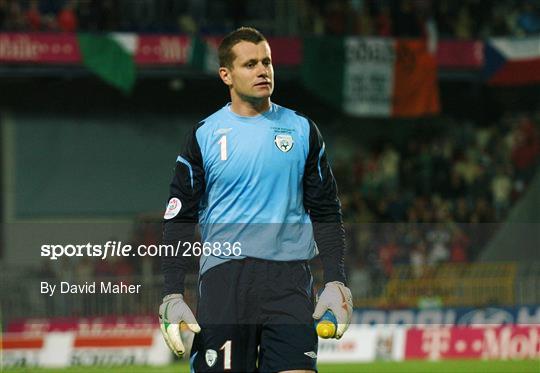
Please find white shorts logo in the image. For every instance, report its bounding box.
[205,349,218,367]
[164,197,182,219]
[304,351,317,359]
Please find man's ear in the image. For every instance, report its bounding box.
[219,67,232,86]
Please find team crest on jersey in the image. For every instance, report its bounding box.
[274,134,294,152]
[164,197,182,219]
[205,349,218,367]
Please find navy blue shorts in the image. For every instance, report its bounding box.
[190,258,318,372]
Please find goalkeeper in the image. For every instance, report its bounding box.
[159,27,352,373]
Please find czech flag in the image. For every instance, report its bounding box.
[484,36,540,85]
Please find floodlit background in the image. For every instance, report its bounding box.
[1,0,539,372]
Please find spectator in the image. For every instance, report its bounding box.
[417,288,443,309]
[491,165,513,219]
[453,197,471,223]
[323,0,349,35]
[349,257,371,298]
[511,118,540,183]
[0,0,7,29]
[353,2,374,36]
[454,150,482,194]
[490,10,511,36]
[376,4,392,36]
[517,1,540,35]
[25,0,41,31]
[57,0,78,32]
[434,0,454,37]
[302,0,325,35]
[471,197,495,223]
[410,240,427,278]
[379,237,399,277]
[76,258,94,282]
[393,0,422,37]
[362,151,382,197]
[450,228,469,262]
[3,0,25,30]
[454,4,473,39]
[380,143,400,193]
[426,223,451,265]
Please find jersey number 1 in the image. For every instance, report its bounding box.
[219,135,228,161]
[220,340,232,370]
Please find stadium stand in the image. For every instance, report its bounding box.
[0,0,538,37]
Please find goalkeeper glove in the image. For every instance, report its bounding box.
[159,294,201,357]
[313,281,353,339]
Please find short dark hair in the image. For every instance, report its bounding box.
[218,27,267,68]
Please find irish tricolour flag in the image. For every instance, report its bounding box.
[302,37,440,117]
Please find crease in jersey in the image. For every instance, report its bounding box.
[177,155,194,189]
[317,142,326,182]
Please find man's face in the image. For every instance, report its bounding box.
[222,41,274,101]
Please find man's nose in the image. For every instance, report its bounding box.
[256,63,269,76]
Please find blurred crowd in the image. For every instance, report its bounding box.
[1,0,539,37]
[338,112,539,294]
[338,113,540,224]
[308,0,540,37]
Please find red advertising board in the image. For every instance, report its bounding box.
[0,33,194,65]
[7,315,157,334]
[0,33,80,63]
[436,40,484,69]
[405,326,540,360]
[267,37,302,66]
[0,33,301,67]
[134,35,191,65]
[1,33,471,70]
[2,334,44,349]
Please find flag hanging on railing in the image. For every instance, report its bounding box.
[188,35,219,74]
[302,37,440,117]
[484,36,540,86]
[77,33,137,94]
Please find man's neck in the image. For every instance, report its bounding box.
[230,97,271,117]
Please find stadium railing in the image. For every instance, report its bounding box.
[355,262,525,308]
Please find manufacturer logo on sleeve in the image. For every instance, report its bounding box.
[274,134,294,152]
[164,197,182,219]
[215,128,232,135]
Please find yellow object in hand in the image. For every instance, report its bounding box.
[315,310,337,338]
[316,319,337,338]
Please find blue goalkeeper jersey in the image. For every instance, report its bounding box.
[196,103,311,224]
[162,102,346,293]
